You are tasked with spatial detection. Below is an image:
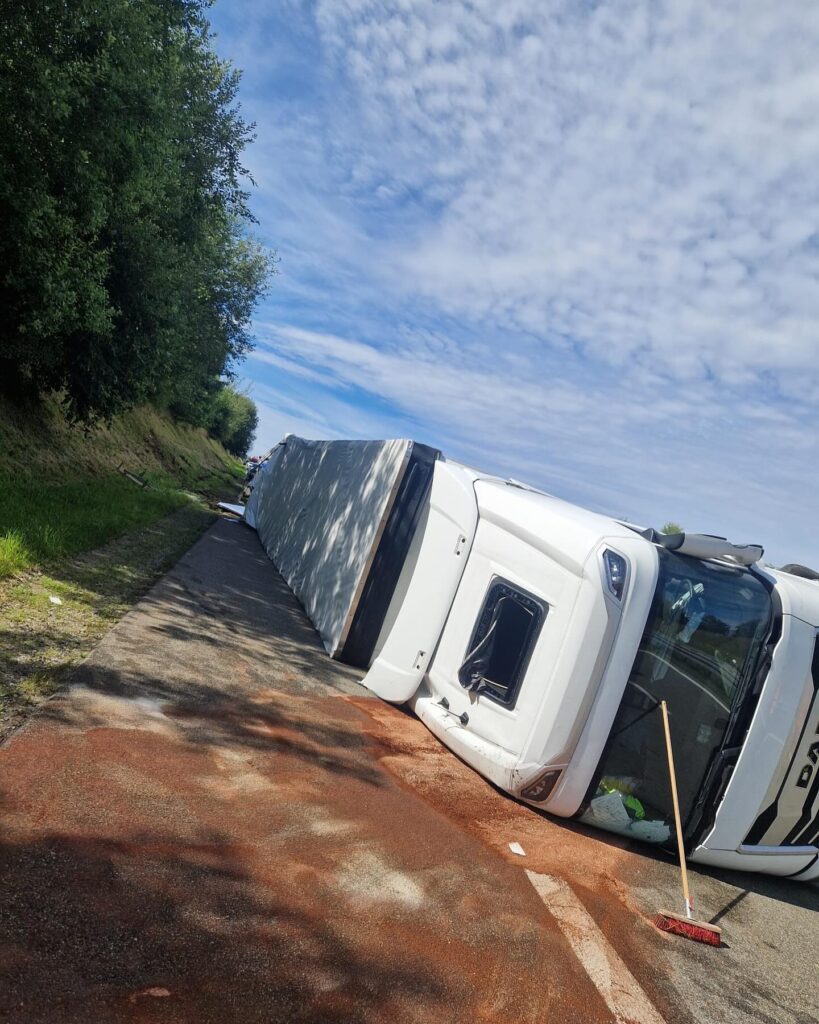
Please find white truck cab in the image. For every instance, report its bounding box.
[364,459,819,880]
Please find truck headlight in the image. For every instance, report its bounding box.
[603,549,628,601]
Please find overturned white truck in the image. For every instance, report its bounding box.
[243,436,819,880]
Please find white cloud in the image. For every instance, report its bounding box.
[249,398,335,452]
[252,321,819,566]
[210,1,819,567]
[314,0,819,393]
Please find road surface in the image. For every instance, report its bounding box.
[0,518,815,1023]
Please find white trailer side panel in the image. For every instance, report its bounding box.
[245,436,411,656]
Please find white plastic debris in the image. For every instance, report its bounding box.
[49,595,62,606]
[217,502,245,517]
[628,819,672,843]
[508,841,526,857]
[588,791,631,829]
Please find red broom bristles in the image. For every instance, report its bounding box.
[653,912,721,947]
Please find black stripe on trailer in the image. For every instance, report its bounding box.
[787,752,819,846]
[338,442,440,667]
[789,639,819,846]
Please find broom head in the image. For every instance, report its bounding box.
[654,909,721,947]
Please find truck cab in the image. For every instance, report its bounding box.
[363,459,819,880]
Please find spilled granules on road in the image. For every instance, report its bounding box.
[344,695,633,878]
[346,694,680,1014]
[0,684,628,1024]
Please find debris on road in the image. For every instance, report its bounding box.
[216,501,245,517]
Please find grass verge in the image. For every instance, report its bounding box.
[0,396,245,582]
[0,395,244,492]
[0,474,189,579]
[0,394,247,735]
[0,502,216,739]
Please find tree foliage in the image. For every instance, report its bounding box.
[206,384,258,458]
[661,521,684,535]
[0,0,271,427]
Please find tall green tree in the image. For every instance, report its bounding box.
[206,384,258,458]
[0,0,271,422]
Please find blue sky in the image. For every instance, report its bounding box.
[208,0,819,569]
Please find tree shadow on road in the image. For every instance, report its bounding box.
[35,663,386,790]
[12,517,387,787]
[83,518,366,697]
[0,825,447,1024]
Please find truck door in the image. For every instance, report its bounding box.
[425,486,584,758]
[361,462,478,703]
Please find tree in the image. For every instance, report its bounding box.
[206,385,258,459]
[0,0,272,422]
[661,522,684,535]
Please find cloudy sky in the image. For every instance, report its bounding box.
[209,0,819,568]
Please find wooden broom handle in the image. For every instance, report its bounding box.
[660,700,692,916]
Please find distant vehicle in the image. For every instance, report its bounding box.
[244,455,261,481]
[240,451,274,503]
[242,435,819,881]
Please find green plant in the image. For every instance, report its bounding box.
[0,531,29,578]
[205,385,259,458]
[0,475,189,579]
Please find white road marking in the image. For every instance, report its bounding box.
[526,871,665,1024]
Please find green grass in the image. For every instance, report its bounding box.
[0,474,188,577]
[0,531,28,578]
[0,396,244,581]
[0,395,245,733]
[0,502,214,734]
[0,395,244,493]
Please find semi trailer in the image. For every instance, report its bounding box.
[243,436,819,880]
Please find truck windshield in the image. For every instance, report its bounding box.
[580,549,773,846]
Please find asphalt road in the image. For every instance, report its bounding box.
[0,518,816,1024]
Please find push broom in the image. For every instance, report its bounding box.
[653,700,722,947]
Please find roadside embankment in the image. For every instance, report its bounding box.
[0,396,244,731]
[0,396,243,578]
